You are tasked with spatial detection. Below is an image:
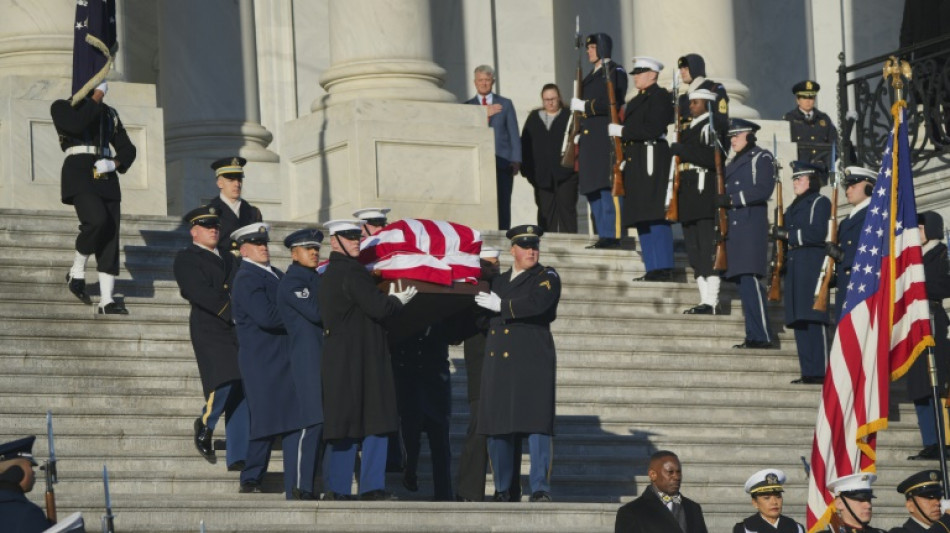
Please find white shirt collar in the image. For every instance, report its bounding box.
[219,193,242,216]
[477,93,493,105]
[193,242,220,257]
[245,259,277,278]
[510,267,524,281]
[690,112,710,128]
[848,197,871,218]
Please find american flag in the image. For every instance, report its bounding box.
[71,0,116,101]
[806,105,934,532]
[358,219,482,286]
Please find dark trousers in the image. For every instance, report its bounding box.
[457,333,487,501]
[242,429,317,498]
[585,188,621,239]
[496,157,514,230]
[534,174,579,234]
[488,433,552,495]
[793,321,829,377]
[200,380,249,467]
[682,218,716,278]
[735,274,774,343]
[72,193,121,275]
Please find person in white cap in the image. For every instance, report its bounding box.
[608,56,675,282]
[824,166,877,322]
[733,468,804,533]
[826,472,885,532]
[353,207,392,237]
[318,219,417,500]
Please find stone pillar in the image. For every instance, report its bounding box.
[158,0,278,216]
[631,0,759,118]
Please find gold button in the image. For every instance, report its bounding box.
[504,329,509,334]
[503,352,509,358]
[223,283,228,289]
[584,129,589,134]
[491,329,495,335]
[490,351,495,357]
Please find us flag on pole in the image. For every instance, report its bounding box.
[71,0,116,100]
[806,104,934,532]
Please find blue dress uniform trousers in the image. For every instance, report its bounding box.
[792,322,828,377]
[325,434,388,495]
[586,188,622,239]
[488,433,552,495]
[201,380,249,467]
[736,274,773,344]
[915,397,938,447]
[635,221,674,273]
[240,425,321,498]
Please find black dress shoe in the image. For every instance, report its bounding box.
[529,491,552,502]
[684,304,712,314]
[239,481,262,493]
[791,376,825,384]
[359,489,396,501]
[402,472,418,492]
[650,269,674,281]
[66,274,92,304]
[733,340,774,349]
[291,488,318,500]
[908,445,940,460]
[492,490,511,502]
[586,238,621,249]
[97,302,129,315]
[193,417,216,463]
[322,491,356,501]
[227,460,245,472]
[455,495,476,502]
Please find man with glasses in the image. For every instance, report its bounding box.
[783,80,837,171]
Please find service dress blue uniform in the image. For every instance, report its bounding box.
[783,189,832,378]
[0,485,51,533]
[724,143,776,345]
[732,514,804,533]
[834,199,870,322]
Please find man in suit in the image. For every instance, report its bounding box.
[783,80,837,171]
[173,205,248,471]
[825,166,876,322]
[466,65,521,230]
[827,473,886,533]
[890,470,943,532]
[0,436,52,533]
[207,157,264,257]
[614,450,708,532]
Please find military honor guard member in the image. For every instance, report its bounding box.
[475,225,561,503]
[51,81,137,315]
[905,212,950,461]
[318,220,418,500]
[570,33,628,249]
[608,57,675,281]
[614,450,708,533]
[783,80,838,171]
[670,88,724,312]
[826,166,877,321]
[230,223,310,498]
[676,53,729,138]
[827,473,886,533]
[891,470,944,532]
[734,468,805,533]
[720,119,776,349]
[0,436,51,532]
[354,207,391,237]
[275,228,327,500]
[173,206,248,470]
[207,157,264,257]
[772,162,832,383]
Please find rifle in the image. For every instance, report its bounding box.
[43,410,58,524]
[813,143,839,312]
[102,465,115,533]
[712,101,728,272]
[560,16,582,169]
[767,134,785,302]
[604,60,626,197]
[665,71,682,222]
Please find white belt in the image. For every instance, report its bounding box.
[65,146,112,157]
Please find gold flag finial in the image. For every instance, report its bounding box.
[883,56,912,102]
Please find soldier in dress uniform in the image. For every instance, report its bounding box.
[890,470,943,532]
[354,207,391,237]
[51,81,137,315]
[206,157,264,257]
[825,167,876,322]
[276,228,327,500]
[608,57,675,281]
[676,54,729,139]
[719,119,776,349]
[771,162,832,384]
[783,80,838,172]
[0,436,51,533]
[733,468,805,533]
[173,206,248,470]
[670,88,724,312]
[569,33,627,249]
[475,225,561,503]
[827,473,886,533]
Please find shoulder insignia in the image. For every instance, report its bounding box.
[545,268,559,278]
[539,280,551,290]
[718,99,728,114]
[819,119,826,126]
[294,288,310,299]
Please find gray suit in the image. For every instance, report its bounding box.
[467,93,521,229]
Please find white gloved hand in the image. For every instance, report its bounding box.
[95,82,108,96]
[474,291,501,312]
[94,159,116,174]
[573,134,580,145]
[570,98,586,113]
[941,498,950,514]
[389,284,418,305]
[608,123,624,137]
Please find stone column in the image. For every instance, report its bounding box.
[0,0,72,79]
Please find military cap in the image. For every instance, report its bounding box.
[585,33,613,60]
[230,222,270,245]
[631,56,663,74]
[896,470,943,499]
[791,161,823,179]
[841,166,878,187]
[323,219,363,240]
[688,88,718,102]
[918,211,945,241]
[211,156,247,179]
[480,245,501,259]
[0,436,38,466]
[352,207,391,227]
[183,205,221,228]
[828,472,876,501]
[744,468,787,495]
[506,224,543,248]
[727,118,761,136]
[284,228,324,249]
[793,80,820,98]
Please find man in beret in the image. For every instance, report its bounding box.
[733,468,804,533]
[207,157,264,256]
[475,224,561,502]
[173,205,248,470]
[0,436,52,532]
[615,450,707,532]
[827,473,886,532]
[891,470,943,532]
[783,80,837,171]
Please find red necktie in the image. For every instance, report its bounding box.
[481,96,487,106]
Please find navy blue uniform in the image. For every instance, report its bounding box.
[673,114,719,278]
[0,485,51,533]
[783,107,837,170]
[834,201,869,321]
[732,513,804,533]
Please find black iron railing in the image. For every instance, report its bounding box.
[838,34,950,170]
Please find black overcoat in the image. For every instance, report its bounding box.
[904,242,950,401]
[477,263,560,436]
[783,107,837,168]
[889,517,929,533]
[0,485,52,533]
[732,513,804,533]
[173,244,241,396]
[724,145,775,279]
[277,262,326,427]
[578,60,627,195]
[318,252,402,440]
[618,83,674,226]
[207,196,263,256]
[677,78,730,142]
[834,202,869,317]
[50,97,136,204]
[520,109,574,190]
[674,114,718,224]
[783,190,832,325]
[614,488,708,533]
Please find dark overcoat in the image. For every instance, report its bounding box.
[783,190,832,325]
[276,262,325,426]
[888,517,929,533]
[232,261,304,439]
[391,325,452,425]
[614,488,708,533]
[904,241,950,401]
[723,145,775,279]
[674,114,718,224]
[50,97,136,204]
[477,263,560,436]
[732,513,804,533]
[783,107,837,168]
[0,485,52,533]
[173,244,241,396]
[677,78,730,142]
[520,109,575,190]
[207,196,263,256]
[618,83,673,226]
[834,202,869,318]
[578,60,627,195]
[318,251,402,440]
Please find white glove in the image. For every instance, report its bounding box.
[608,123,624,137]
[570,98,586,113]
[941,498,950,514]
[94,159,116,174]
[388,284,418,305]
[573,134,580,145]
[95,82,108,96]
[474,291,501,312]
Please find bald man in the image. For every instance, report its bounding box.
[614,451,708,533]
